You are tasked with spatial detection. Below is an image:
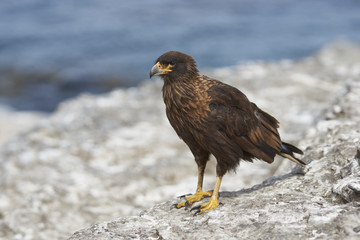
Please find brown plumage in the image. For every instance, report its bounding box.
[150,51,305,214]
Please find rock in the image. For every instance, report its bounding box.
[1,42,360,240]
[0,105,46,145]
[68,78,360,240]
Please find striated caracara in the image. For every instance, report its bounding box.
[150,51,305,214]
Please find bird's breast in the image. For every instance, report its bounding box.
[162,82,210,131]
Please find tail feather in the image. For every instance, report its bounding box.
[280,142,306,167]
[281,142,303,155]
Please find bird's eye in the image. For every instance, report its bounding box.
[169,61,176,66]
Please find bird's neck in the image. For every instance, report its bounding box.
[162,71,200,83]
[162,75,212,112]
[162,74,201,94]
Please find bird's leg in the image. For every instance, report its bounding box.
[191,175,223,214]
[176,165,212,208]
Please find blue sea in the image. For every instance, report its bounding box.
[0,0,359,111]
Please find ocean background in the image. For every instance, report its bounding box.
[0,0,359,111]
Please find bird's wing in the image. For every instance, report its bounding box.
[207,84,257,136]
[207,83,281,162]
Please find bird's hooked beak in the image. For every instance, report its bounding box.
[150,62,174,78]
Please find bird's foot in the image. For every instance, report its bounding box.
[191,198,221,215]
[175,190,213,209]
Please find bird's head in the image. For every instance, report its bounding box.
[150,51,199,80]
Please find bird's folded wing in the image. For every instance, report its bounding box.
[207,84,281,163]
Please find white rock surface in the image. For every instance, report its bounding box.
[69,72,360,240]
[0,106,46,146]
[0,42,360,240]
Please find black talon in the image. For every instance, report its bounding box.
[185,201,190,209]
[193,210,201,216]
[190,205,201,212]
[178,193,191,199]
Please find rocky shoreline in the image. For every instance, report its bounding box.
[0,43,360,240]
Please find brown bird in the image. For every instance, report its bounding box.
[150,51,305,214]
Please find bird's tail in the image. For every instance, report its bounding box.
[279,142,306,167]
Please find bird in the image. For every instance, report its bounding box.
[150,51,305,214]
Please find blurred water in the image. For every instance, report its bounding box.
[0,0,359,111]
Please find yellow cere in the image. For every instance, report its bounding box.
[157,61,173,74]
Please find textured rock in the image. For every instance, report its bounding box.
[0,43,360,240]
[69,77,360,240]
[0,106,45,145]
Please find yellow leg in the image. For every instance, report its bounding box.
[192,176,223,214]
[176,165,212,208]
